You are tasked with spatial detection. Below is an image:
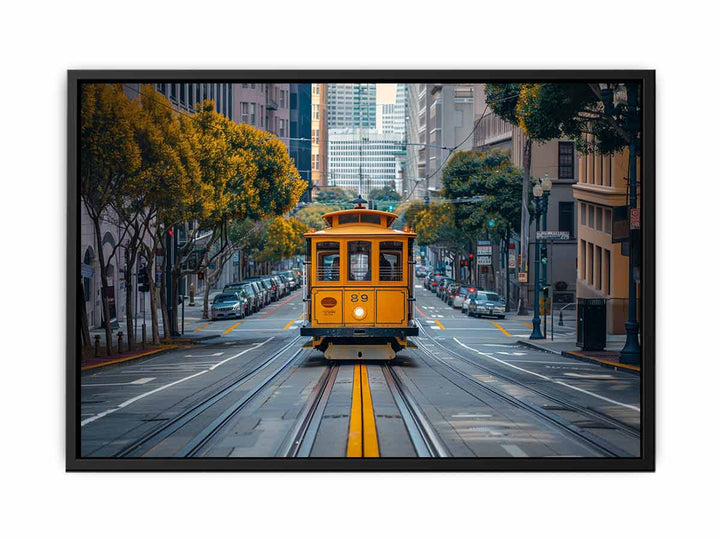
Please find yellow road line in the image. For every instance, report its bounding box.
[347,364,363,457]
[434,319,446,330]
[223,321,243,335]
[194,322,211,332]
[491,321,512,337]
[521,321,533,329]
[360,365,379,458]
[282,319,296,331]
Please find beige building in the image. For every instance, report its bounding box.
[574,146,640,333]
[311,83,328,192]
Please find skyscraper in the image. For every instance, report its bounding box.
[327,83,376,130]
[311,83,328,190]
[290,84,312,201]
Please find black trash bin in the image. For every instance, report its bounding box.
[576,298,606,351]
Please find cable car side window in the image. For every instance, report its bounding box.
[316,242,340,281]
[348,241,372,281]
[379,241,403,281]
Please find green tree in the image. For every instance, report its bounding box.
[294,203,343,230]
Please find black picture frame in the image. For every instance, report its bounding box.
[67,69,655,472]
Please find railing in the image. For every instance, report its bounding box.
[558,303,575,327]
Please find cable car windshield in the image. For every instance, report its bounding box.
[348,241,371,281]
[379,241,403,281]
[317,242,340,281]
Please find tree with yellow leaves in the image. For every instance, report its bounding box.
[81,83,144,354]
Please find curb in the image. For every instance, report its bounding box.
[172,334,222,343]
[81,345,179,371]
[561,350,640,375]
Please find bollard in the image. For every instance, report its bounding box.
[189,283,196,306]
[141,323,147,349]
[94,335,100,357]
[559,310,564,327]
[117,331,124,354]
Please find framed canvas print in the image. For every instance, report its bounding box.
[67,70,654,471]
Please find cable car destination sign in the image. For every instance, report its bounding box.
[536,231,570,240]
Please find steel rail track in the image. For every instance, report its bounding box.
[425,329,641,439]
[278,363,339,457]
[117,335,305,458]
[382,363,450,458]
[415,325,636,457]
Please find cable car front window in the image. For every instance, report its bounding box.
[316,242,340,281]
[348,241,371,281]
[379,241,403,281]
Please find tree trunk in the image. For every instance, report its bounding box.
[124,248,138,351]
[517,138,532,315]
[159,269,170,341]
[92,215,113,356]
[79,279,91,351]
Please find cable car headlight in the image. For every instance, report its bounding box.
[353,306,366,320]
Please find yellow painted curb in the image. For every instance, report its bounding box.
[81,345,179,371]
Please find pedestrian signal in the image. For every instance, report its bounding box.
[138,265,150,293]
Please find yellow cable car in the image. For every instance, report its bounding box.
[300,197,418,360]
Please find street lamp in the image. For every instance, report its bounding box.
[529,181,547,340]
[618,82,641,364]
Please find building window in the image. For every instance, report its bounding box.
[596,207,603,231]
[587,241,594,285]
[604,209,612,234]
[580,203,586,226]
[558,142,574,179]
[250,103,256,125]
[558,201,574,238]
[604,248,611,295]
[580,240,586,279]
[316,242,340,281]
[588,205,595,229]
[241,102,248,123]
[596,245,602,290]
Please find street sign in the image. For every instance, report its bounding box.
[477,240,492,256]
[536,231,570,241]
[508,254,516,269]
[518,272,528,283]
[477,256,492,266]
[630,207,641,230]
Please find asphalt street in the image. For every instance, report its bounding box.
[80,285,641,458]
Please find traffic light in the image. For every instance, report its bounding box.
[388,205,394,212]
[540,246,548,265]
[481,266,488,274]
[198,271,204,280]
[138,265,150,293]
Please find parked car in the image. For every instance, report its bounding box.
[210,291,247,320]
[246,278,270,307]
[415,265,427,278]
[445,284,461,305]
[261,277,279,302]
[230,282,261,313]
[467,291,506,319]
[262,275,284,298]
[274,270,297,290]
[437,277,456,300]
[454,285,476,310]
[427,273,445,293]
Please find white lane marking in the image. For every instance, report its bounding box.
[502,444,528,457]
[437,315,444,318]
[452,413,493,418]
[289,326,298,330]
[431,326,441,329]
[415,285,422,289]
[564,372,616,380]
[209,337,273,371]
[82,377,156,387]
[453,338,640,412]
[481,344,516,347]
[81,370,207,427]
[184,352,223,358]
[495,351,527,356]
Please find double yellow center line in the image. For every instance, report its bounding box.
[347,364,379,458]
